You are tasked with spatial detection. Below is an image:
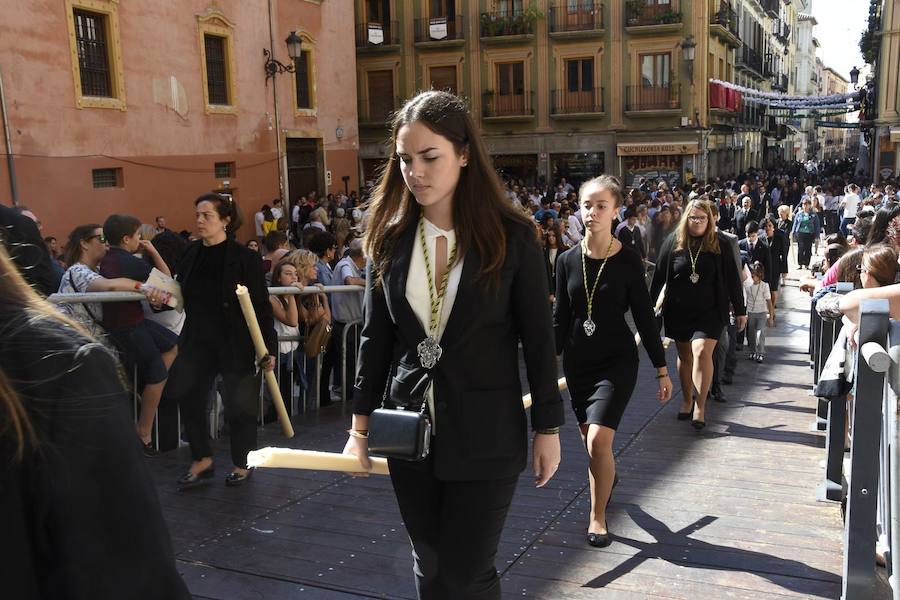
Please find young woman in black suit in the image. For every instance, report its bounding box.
[650,200,747,429]
[165,193,277,489]
[343,91,563,600]
[554,175,672,548]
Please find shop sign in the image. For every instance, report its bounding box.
[617,142,698,156]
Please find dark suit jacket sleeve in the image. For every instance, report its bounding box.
[245,249,277,356]
[722,247,747,316]
[552,250,571,356]
[510,227,564,430]
[353,259,394,416]
[0,205,61,296]
[649,234,673,306]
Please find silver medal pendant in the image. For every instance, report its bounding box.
[583,319,597,337]
[417,336,443,369]
[689,273,700,284]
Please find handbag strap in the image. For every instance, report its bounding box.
[69,270,102,324]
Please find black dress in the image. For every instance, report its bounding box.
[554,246,666,429]
[650,236,747,344]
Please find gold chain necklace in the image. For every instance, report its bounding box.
[688,239,702,284]
[580,235,615,337]
[416,214,458,369]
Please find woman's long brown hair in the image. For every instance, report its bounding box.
[0,244,44,461]
[363,91,531,286]
[676,199,720,254]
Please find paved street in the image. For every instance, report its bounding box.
[145,279,851,599]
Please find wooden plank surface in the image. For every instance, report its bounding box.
[146,283,858,599]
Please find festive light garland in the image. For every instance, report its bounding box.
[708,79,860,108]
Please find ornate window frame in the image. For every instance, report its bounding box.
[65,0,126,110]
[197,9,237,115]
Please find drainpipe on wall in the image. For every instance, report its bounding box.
[267,0,287,218]
[0,66,18,206]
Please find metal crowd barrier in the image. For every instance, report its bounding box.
[808,298,899,599]
[47,285,365,453]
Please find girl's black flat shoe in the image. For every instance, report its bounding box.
[691,419,706,430]
[225,469,252,487]
[176,464,214,490]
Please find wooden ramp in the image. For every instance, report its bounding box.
[147,283,846,599]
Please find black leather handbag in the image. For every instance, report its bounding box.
[367,374,432,461]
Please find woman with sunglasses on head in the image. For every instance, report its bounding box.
[56,224,162,340]
[554,175,672,548]
[343,91,563,600]
[650,199,747,430]
[164,194,276,489]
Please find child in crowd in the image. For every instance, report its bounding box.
[743,261,774,363]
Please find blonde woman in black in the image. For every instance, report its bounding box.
[650,199,747,429]
[342,91,563,600]
[554,175,672,548]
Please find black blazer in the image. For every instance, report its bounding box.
[738,238,772,282]
[0,315,190,599]
[354,217,564,481]
[176,238,276,367]
[766,230,790,277]
[544,246,563,294]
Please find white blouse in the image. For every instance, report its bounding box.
[405,218,464,433]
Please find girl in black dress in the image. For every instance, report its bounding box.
[554,175,672,548]
[650,199,747,429]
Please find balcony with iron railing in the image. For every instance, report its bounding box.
[761,0,779,17]
[710,3,741,47]
[738,104,765,129]
[355,21,400,49]
[359,97,400,126]
[624,0,682,31]
[482,90,535,119]
[550,88,605,116]
[625,83,680,113]
[414,15,465,44]
[737,45,764,78]
[480,10,536,40]
[549,3,604,36]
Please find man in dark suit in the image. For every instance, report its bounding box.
[738,220,772,280]
[709,202,742,398]
[616,206,645,260]
[717,193,737,233]
[0,204,62,296]
[734,196,753,240]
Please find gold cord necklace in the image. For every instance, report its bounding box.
[580,235,615,337]
[416,213,458,369]
[688,239,702,284]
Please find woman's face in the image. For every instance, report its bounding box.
[580,185,618,233]
[81,227,108,263]
[546,232,557,247]
[396,121,467,213]
[278,264,298,286]
[686,207,709,237]
[196,201,229,240]
[302,262,317,283]
[247,240,259,252]
[765,222,775,237]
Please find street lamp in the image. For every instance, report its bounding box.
[681,35,696,81]
[264,31,302,83]
[850,65,860,89]
[263,30,304,240]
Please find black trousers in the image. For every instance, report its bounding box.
[797,232,815,267]
[165,342,260,468]
[389,452,519,600]
[824,210,839,235]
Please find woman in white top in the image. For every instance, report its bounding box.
[56,224,161,343]
[344,91,562,600]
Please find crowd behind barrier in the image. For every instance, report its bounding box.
[47,285,365,453]
[809,295,899,599]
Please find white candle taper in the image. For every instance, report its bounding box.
[247,447,390,475]
[235,284,294,438]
